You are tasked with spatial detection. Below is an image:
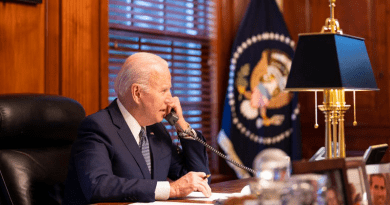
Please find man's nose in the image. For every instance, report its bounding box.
[164,96,173,104]
[166,90,172,99]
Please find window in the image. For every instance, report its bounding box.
[108,0,214,143]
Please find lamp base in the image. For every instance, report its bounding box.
[318,89,350,159]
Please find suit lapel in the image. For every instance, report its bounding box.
[108,100,151,179]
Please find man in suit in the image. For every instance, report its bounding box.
[63,52,211,204]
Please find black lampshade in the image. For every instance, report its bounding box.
[285,33,378,91]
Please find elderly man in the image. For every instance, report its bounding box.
[63,52,211,204]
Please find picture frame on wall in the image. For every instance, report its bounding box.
[293,158,372,205]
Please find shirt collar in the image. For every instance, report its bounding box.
[117,99,143,145]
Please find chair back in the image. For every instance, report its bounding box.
[0,94,85,205]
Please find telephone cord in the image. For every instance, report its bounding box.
[176,124,256,175]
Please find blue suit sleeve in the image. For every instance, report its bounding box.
[167,130,210,183]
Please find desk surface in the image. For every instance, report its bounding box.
[95,178,254,204]
[209,177,252,193]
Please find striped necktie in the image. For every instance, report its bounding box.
[139,127,151,173]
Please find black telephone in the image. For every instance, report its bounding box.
[165,109,256,174]
[164,109,179,127]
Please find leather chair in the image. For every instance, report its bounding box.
[0,94,85,205]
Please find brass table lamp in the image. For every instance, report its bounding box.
[285,0,378,159]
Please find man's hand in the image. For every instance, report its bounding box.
[169,172,211,198]
[164,96,188,130]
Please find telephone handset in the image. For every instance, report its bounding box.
[165,109,180,126]
[165,109,256,175]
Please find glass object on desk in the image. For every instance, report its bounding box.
[251,148,291,205]
[283,174,328,205]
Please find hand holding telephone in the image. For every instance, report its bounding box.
[164,109,256,175]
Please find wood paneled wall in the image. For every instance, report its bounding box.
[0,2,45,93]
[0,0,108,115]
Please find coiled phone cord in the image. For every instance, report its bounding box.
[175,123,257,175]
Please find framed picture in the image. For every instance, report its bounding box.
[366,163,390,205]
[345,157,371,205]
[293,158,371,205]
[293,158,350,205]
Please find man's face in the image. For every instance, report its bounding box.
[326,189,339,205]
[371,176,387,205]
[139,67,172,125]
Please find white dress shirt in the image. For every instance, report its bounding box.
[117,100,170,200]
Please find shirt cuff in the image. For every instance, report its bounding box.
[155,181,170,200]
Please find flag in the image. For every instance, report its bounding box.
[217,0,301,178]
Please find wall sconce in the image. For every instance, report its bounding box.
[285,0,378,159]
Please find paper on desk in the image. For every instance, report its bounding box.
[130,185,251,204]
[184,192,240,201]
[130,202,209,205]
[184,184,251,201]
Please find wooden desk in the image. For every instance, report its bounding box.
[210,177,253,193]
[95,178,254,205]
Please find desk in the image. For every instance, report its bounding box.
[95,178,254,205]
[209,177,253,193]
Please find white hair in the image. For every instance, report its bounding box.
[114,52,168,100]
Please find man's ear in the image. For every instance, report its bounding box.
[131,84,142,103]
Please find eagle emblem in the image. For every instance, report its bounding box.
[236,49,292,128]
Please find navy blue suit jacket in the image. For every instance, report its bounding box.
[63,100,210,204]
